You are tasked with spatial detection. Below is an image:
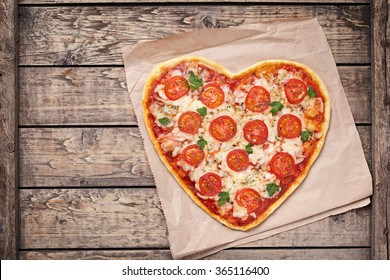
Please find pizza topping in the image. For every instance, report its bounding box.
[235,188,261,213]
[266,183,280,197]
[304,97,324,119]
[307,86,317,98]
[182,144,205,167]
[209,116,237,142]
[164,76,190,100]
[188,71,203,90]
[218,191,231,206]
[245,86,271,112]
[200,84,225,109]
[301,130,313,143]
[226,149,249,172]
[277,114,302,139]
[270,152,295,179]
[245,142,254,154]
[196,106,207,117]
[158,117,170,126]
[178,111,202,134]
[197,136,208,150]
[284,78,307,104]
[270,101,284,116]
[199,172,223,196]
[243,119,268,145]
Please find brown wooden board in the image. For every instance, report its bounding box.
[0,0,18,260]
[18,5,370,65]
[19,188,370,249]
[19,66,371,126]
[19,248,370,260]
[19,126,371,188]
[371,0,390,260]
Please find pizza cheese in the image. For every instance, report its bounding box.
[143,56,330,231]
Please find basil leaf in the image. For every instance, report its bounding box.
[266,183,280,197]
[196,106,207,117]
[188,71,203,90]
[270,101,284,116]
[245,143,254,154]
[301,130,313,143]
[197,137,208,150]
[218,191,230,206]
[307,86,317,98]
[158,117,170,126]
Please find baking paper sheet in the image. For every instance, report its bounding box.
[122,18,372,259]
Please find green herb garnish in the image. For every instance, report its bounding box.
[218,191,230,206]
[270,101,284,116]
[266,183,280,197]
[301,130,313,143]
[197,137,208,150]
[188,71,203,90]
[196,106,207,117]
[307,86,317,98]
[245,143,254,154]
[158,117,170,126]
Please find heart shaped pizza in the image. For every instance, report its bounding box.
[143,56,330,231]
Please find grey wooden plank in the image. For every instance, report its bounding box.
[371,0,390,260]
[19,66,371,126]
[19,188,370,249]
[0,0,18,260]
[19,248,370,260]
[19,126,371,188]
[18,5,370,65]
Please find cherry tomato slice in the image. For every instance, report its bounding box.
[199,172,222,196]
[226,149,249,172]
[284,78,307,104]
[277,114,302,139]
[209,116,237,142]
[243,120,268,145]
[235,188,262,213]
[199,84,224,109]
[245,86,270,112]
[270,152,295,179]
[164,76,190,100]
[178,111,202,134]
[182,144,205,167]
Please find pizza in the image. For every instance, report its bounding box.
[142,56,330,231]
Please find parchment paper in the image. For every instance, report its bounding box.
[122,18,372,259]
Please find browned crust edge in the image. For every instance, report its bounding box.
[142,56,331,231]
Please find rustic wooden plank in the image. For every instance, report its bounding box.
[19,248,370,260]
[0,0,18,260]
[18,5,370,65]
[19,188,370,249]
[19,128,154,187]
[371,0,390,260]
[19,126,371,188]
[19,66,371,126]
[19,0,371,5]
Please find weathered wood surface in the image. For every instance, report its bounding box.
[18,5,370,65]
[0,0,18,260]
[19,188,370,249]
[19,248,370,260]
[371,0,390,260]
[19,66,371,126]
[19,126,371,188]
[19,0,371,4]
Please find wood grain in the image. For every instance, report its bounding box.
[19,126,371,188]
[19,66,371,126]
[0,0,18,260]
[19,248,370,260]
[19,188,370,249]
[371,0,390,260]
[18,5,370,65]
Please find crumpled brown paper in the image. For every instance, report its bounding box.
[122,18,372,259]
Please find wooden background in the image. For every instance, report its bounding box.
[0,0,389,260]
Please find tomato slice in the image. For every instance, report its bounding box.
[199,172,222,196]
[270,152,295,179]
[277,114,302,139]
[164,76,190,100]
[284,78,307,104]
[182,144,204,167]
[209,116,237,142]
[199,84,224,109]
[178,111,202,134]
[243,120,268,145]
[245,86,270,112]
[235,188,261,213]
[226,149,249,172]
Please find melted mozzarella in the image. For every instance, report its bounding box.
[281,138,304,164]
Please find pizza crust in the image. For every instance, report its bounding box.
[143,56,331,231]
